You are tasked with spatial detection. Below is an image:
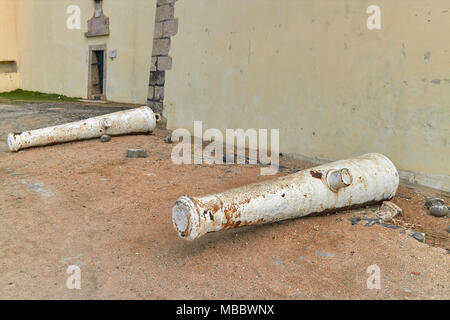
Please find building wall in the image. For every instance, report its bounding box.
[165,0,450,191]
[0,0,20,92]
[12,0,156,104]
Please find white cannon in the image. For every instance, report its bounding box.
[172,153,399,240]
[7,106,160,152]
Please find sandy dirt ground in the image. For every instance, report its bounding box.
[0,102,449,299]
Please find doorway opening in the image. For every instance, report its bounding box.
[88,45,107,100]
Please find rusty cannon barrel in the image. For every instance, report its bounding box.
[172,153,399,240]
[7,106,160,152]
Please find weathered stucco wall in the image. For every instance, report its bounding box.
[13,0,156,103]
[0,0,20,92]
[165,0,450,191]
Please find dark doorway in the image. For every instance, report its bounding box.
[88,45,107,100]
[94,51,104,95]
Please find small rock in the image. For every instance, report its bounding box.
[363,218,379,226]
[315,252,335,257]
[395,193,411,200]
[348,216,361,225]
[126,148,148,158]
[100,135,111,142]
[270,260,283,266]
[380,223,403,230]
[446,226,450,234]
[424,198,444,209]
[164,134,173,144]
[429,205,449,217]
[377,201,402,222]
[410,232,425,243]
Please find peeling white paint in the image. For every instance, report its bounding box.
[172,153,399,240]
[7,106,158,152]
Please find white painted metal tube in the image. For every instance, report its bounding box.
[172,153,399,240]
[7,106,159,152]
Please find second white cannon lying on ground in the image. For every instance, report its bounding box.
[7,106,160,152]
[172,153,399,240]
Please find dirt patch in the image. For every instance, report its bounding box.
[390,185,449,249]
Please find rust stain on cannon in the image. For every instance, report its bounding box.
[179,216,190,238]
[222,196,263,229]
[192,198,221,214]
[310,170,323,179]
[222,217,265,230]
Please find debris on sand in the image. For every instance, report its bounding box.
[424,197,444,208]
[100,135,111,142]
[164,133,173,144]
[429,205,449,217]
[126,148,148,158]
[349,215,426,243]
[376,201,402,222]
[425,198,449,217]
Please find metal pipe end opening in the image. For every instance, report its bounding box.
[326,168,352,192]
[7,133,20,152]
[172,196,200,241]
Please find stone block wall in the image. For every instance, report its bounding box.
[148,0,178,116]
